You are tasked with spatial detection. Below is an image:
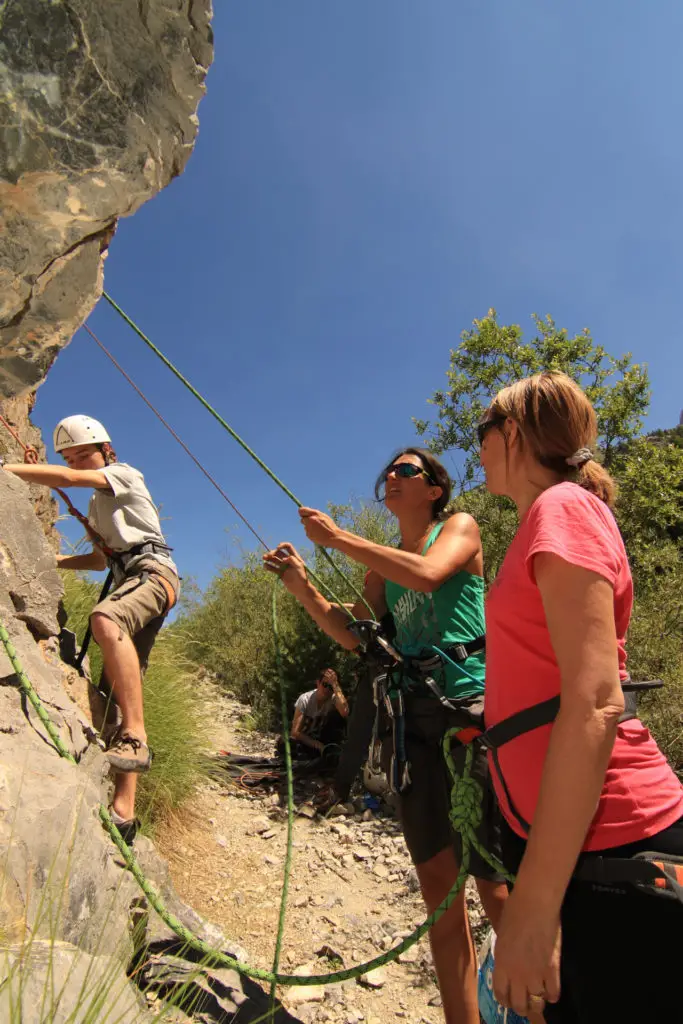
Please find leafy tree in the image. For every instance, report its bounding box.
[613,436,683,551]
[415,309,650,487]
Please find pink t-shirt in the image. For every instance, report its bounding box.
[485,482,683,850]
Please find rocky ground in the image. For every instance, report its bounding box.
[154,694,490,1024]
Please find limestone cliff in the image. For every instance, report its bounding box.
[0,0,213,397]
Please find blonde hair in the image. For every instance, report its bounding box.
[490,371,617,506]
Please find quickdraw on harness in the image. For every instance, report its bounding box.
[346,618,486,796]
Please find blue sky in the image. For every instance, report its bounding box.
[34,1,683,591]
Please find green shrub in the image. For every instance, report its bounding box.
[59,572,211,829]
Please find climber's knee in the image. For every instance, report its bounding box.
[90,611,122,646]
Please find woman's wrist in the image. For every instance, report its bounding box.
[328,528,351,553]
[512,857,567,917]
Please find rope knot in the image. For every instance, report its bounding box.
[23,445,39,465]
[449,773,484,835]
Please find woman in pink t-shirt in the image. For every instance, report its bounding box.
[478,371,683,1023]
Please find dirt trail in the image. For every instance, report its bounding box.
[154,694,489,1024]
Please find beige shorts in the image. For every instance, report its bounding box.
[92,560,179,672]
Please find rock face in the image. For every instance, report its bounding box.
[0,0,214,398]
[0,393,59,545]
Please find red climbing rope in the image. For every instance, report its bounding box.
[0,412,39,464]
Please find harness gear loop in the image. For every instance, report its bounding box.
[373,626,486,795]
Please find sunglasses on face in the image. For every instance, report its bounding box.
[477,415,505,447]
[382,462,435,484]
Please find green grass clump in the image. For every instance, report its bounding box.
[59,572,211,830]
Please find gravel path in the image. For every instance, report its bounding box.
[154,694,491,1024]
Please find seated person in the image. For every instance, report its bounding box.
[290,668,349,758]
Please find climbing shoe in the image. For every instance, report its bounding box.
[110,811,140,846]
[106,730,152,773]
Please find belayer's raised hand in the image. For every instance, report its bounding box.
[298,507,342,548]
[263,542,308,594]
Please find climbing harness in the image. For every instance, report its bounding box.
[460,677,683,903]
[573,850,683,902]
[476,678,664,834]
[347,617,487,795]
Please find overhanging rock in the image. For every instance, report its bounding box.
[0,0,214,398]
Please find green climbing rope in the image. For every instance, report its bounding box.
[1,609,511,988]
[0,620,76,765]
[443,727,514,885]
[269,584,295,1014]
[101,292,374,618]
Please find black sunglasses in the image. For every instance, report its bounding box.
[477,415,505,447]
[382,462,435,484]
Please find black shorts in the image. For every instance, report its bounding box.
[381,692,504,881]
[501,815,683,1022]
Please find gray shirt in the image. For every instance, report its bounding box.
[294,689,337,741]
[88,463,177,579]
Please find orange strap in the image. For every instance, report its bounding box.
[653,860,683,889]
[155,573,177,613]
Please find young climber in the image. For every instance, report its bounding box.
[3,414,179,841]
[264,449,507,1024]
[290,667,349,757]
[479,372,683,1023]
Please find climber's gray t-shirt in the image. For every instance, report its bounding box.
[294,689,334,740]
[88,463,177,579]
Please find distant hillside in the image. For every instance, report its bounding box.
[646,424,683,448]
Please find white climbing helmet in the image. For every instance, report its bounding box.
[53,415,111,453]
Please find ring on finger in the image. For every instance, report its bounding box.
[529,993,546,1008]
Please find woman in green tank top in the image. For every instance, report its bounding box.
[264,447,508,1024]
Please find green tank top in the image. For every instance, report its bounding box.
[384,522,486,699]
